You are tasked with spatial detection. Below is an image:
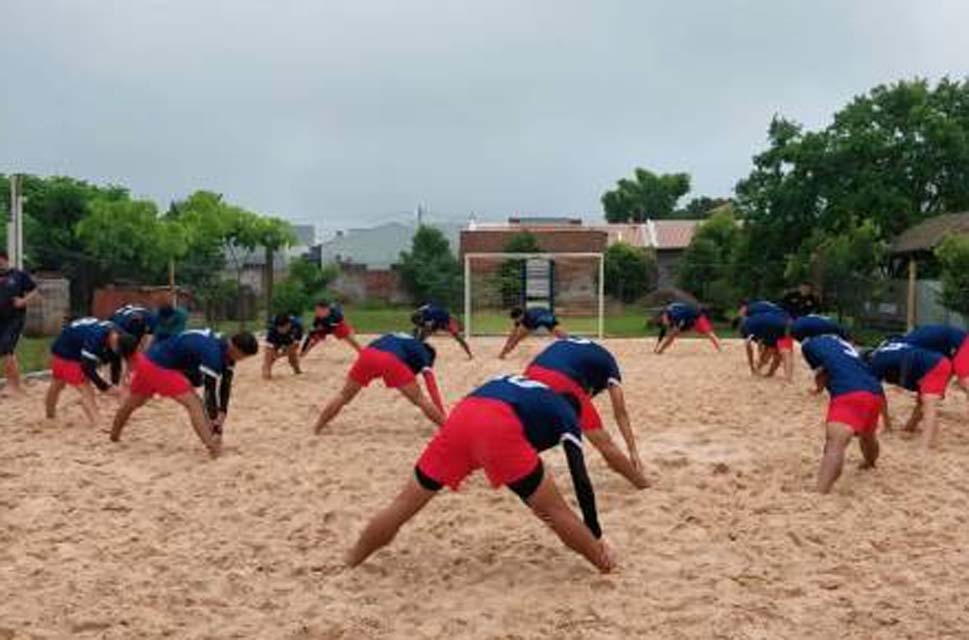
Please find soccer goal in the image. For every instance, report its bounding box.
[463,252,605,338]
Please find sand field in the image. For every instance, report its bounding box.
[2,337,968,639]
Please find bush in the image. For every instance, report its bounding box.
[604,243,656,303]
[678,210,742,307]
[937,235,969,316]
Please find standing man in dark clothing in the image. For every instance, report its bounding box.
[781,282,822,318]
[0,250,38,394]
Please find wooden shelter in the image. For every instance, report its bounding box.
[889,212,969,329]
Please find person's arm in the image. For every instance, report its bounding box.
[300,331,317,356]
[562,436,602,538]
[342,333,363,353]
[811,370,827,395]
[109,355,123,386]
[880,396,893,431]
[607,385,642,472]
[452,331,473,359]
[81,355,112,392]
[15,288,39,307]
[655,328,679,355]
[203,372,221,421]
[422,369,446,415]
[498,325,527,359]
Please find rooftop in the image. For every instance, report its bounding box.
[890,212,969,255]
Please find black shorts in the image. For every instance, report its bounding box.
[0,315,25,356]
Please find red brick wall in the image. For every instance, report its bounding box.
[460,229,607,257]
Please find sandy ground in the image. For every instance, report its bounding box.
[2,336,969,639]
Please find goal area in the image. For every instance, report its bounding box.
[463,252,604,338]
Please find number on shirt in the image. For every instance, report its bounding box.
[496,374,549,390]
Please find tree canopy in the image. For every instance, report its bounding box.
[601,169,691,222]
[398,225,462,308]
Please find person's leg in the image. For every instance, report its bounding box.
[287,347,302,374]
[706,332,722,352]
[903,398,923,432]
[585,429,649,489]
[920,394,942,449]
[398,381,445,426]
[782,350,794,381]
[817,422,853,494]
[524,471,613,573]
[3,354,23,394]
[76,383,100,427]
[655,333,676,355]
[262,347,276,379]
[45,379,67,418]
[171,391,220,457]
[858,432,879,469]
[314,378,363,434]
[110,393,150,442]
[345,475,437,567]
[764,349,782,378]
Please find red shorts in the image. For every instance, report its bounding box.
[952,337,969,380]
[51,355,86,386]
[777,336,794,352]
[348,347,416,388]
[919,358,952,397]
[524,364,603,432]
[416,397,539,490]
[447,317,463,334]
[694,315,713,334]
[827,391,884,434]
[130,355,193,397]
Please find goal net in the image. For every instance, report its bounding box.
[463,252,604,338]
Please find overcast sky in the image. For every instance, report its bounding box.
[2,1,968,233]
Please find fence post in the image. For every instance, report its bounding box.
[906,258,917,331]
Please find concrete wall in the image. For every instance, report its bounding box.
[24,277,71,337]
[331,265,411,305]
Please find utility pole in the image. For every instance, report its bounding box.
[7,174,24,269]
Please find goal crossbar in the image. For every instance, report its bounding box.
[463,252,605,339]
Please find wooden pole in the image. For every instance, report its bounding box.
[906,257,917,331]
[264,246,274,317]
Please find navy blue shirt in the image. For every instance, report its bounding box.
[267,316,304,347]
[415,304,452,331]
[740,312,791,347]
[519,307,558,331]
[903,325,968,358]
[369,333,435,373]
[470,376,582,452]
[147,328,230,384]
[0,268,36,320]
[868,341,946,392]
[109,305,158,339]
[791,314,846,342]
[51,318,116,364]
[801,335,883,398]
[666,302,699,330]
[530,338,621,396]
[745,300,783,317]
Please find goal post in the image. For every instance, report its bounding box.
[463,252,605,339]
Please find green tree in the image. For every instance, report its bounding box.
[735,78,969,297]
[602,168,691,222]
[604,243,655,303]
[936,235,969,316]
[398,225,462,307]
[676,196,732,219]
[677,210,742,310]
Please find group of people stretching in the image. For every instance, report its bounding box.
[654,294,968,493]
[19,286,969,572]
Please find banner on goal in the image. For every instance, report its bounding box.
[463,252,604,338]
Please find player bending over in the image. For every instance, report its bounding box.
[791,314,848,343]
[45,318,138,427]
[345,375,615,574]
[802,335,886,493]
[864,340,952,449]
[498,306,566,359]
[740,311,793,380]
[263,313,304,379]
[902,324,969,406]
[411,303,473,359]
[524,337,649,488]
[300,300,362,356]
[109,304,158,350]
[313,333,445,432]
[736,299,784,320]
[110,329,259,458]
[655,302,721,354]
